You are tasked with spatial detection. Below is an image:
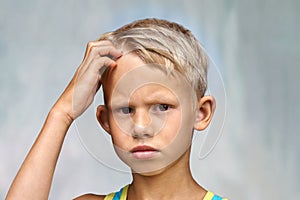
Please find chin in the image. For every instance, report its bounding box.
[131,165,168,177]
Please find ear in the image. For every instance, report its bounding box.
[194,96,216,131]
[96,105,111,134]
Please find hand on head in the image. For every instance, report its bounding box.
[54,40,122,121]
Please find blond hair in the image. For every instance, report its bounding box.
[99,18,208,98]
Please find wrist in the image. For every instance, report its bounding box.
[48,105,74,127]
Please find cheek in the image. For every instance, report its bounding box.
[166,112,181,135]
[157,110,182,146]
[108,114,131,149]
[163,108,195,148]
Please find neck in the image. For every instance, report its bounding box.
[128,148,206,200]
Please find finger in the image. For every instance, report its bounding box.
[90,45,123,60]
[82,45,122,75]
[84,40,122,61]
[80,46,122,75]
[84,40,112,59]
[81,46,121,75]
[87,56,118,76]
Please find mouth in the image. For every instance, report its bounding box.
[130,145,159,159]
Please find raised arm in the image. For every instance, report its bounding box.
[6,40,122,200]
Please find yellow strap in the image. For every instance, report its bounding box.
[203,191,214,200]
[106,186,227,200]
[104,185,129,200]
[203,191,228,200]
[103,192,114,200]
[120,185,129,200]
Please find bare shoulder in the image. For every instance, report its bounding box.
[73,193,105,200]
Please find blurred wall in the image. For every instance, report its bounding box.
[0,0,299,199]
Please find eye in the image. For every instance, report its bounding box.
[151,104,170,113]
[120,107,133,114]
[158,104,169,111]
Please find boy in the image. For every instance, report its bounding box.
[6,18,227,199]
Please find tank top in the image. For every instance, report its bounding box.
[104,185,228,200]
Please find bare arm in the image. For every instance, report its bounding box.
[6,40,122,200]
[6,107,72,199]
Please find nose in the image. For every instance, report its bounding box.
[131,109,154,139]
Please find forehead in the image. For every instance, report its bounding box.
[110,53,145,84]
[102,53,194,103]
[101,53,141,96]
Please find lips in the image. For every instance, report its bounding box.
[130,145,159,159]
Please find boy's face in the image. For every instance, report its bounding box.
[98,53,199,174]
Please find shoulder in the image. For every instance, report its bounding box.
[73,193,106,200]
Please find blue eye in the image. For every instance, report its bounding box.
[120,107,133,114]
[157,104,169,111]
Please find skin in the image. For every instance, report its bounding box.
[6,41,216,200]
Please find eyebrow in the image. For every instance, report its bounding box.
[143,91,178,105]
[110,90,178,107]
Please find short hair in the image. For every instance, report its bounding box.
[99,18,208,98]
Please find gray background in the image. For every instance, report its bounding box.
[1,0,299,199]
